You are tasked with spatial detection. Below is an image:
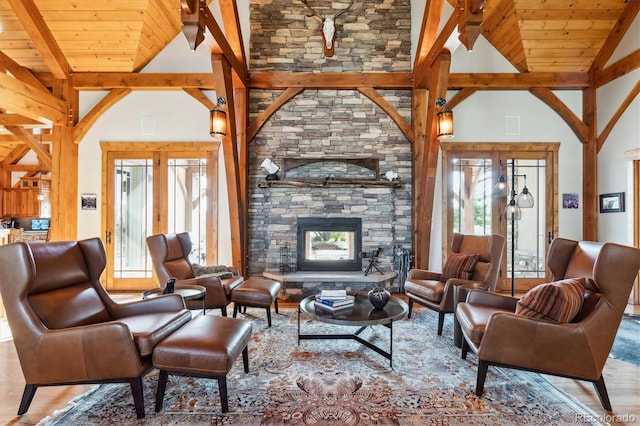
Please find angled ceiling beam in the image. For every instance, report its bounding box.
[458,0,485,51]
[218,0,248,72]
[0,73,68,125]
[5,125,52,169]
[595,50,640,88]
[184,88,216,110]
[358,87,414,143]
[8,0,71,79]
[591,0,640,74]
[529,87,589,144]
[597,80,640,152]
[2,145,32,166]
[247,87,303,142]
[413,0,447,72]
[0,50,48,92]
[73,89,132,143]
[0,114,44,127]
[414,11,458,88]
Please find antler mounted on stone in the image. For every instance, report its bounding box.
[301,0,354,57]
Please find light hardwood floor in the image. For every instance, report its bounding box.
[1,303,638,425]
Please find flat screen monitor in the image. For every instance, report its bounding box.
[31,219,50,230]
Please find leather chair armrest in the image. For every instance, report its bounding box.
[466,289,518,311]
[29,322,146,382]
[110,294,186,318]
[227,266,241,276]
[477,312,598,378]
[193,275,228,300]
[441,279,488,310]
[407,268,441,281]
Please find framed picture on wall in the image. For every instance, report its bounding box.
[599,192,625,213]
[81,194,97,210]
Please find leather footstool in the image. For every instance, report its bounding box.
[152,315,252,413]
[231,277,281,327]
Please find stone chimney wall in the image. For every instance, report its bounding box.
[248,0,413,284]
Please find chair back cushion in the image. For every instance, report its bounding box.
[451,233,505,290]
[161,234,195,279]
[515,277,585,323]
[27,242,111,329]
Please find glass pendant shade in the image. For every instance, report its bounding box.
[493,175,509,197]
[209,109,227,137]
[517,186,534,208]
[436,110,454,140]
[504,198,522,220]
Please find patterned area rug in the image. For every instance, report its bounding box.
[39,307,605,425]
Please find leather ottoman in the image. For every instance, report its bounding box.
[152,315,252,413]
[231,277,281,327]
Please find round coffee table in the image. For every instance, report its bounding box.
[142,284,207,315]
[297,292,408,367]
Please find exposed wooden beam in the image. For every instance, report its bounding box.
[2,145,31,166]
[413,0,447,72]
[219,0,248,72]
[591,0,640,73]
[202,5,248,85]
[71,73,217,90]
[247,87,303,142]
[414,11,458,88]
[597,79,640,152]
[0,51,48,92]
[183,88,216,110]
[446,87,477,109]
[5,125,52,169]
[249,72,414,89]
[0,73,68,125]
[211,53,244,272]
[7,0,71,79]
[0,114,44,127]
[74,89,132,143]
[594,50,640,88]
[447,73,590,89]
[358,87,414,143]
[582,85,598,242]
[529,87,589,144]
[2,164,43,172]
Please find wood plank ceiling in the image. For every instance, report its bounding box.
[0,0,635,162]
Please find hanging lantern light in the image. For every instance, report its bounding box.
[435,97,454,140]
[210,97,227,137]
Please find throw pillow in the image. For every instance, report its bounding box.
[515,277,585,323]
[191,263,234,280]
[441,252,479,281]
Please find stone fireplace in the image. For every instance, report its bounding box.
[246,0,413,292]
[296,217,362,271]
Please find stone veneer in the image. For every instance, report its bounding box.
[247,0,412,294]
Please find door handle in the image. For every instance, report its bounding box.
[106,230,112,244]
[548,231,554,245]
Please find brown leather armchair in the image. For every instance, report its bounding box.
[0,238,192,419]
[146,232,244,316]
[404,233,505,335]
[456,238,640,411]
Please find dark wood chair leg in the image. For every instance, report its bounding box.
[437,312,445,335]
[130,376,145,419]
[475,360,488,396]
[242,346,249,373]
[17,384,37,415]
[155,370,169,413]
[221,306,228,317]
[592,375,613,412]
[461,338,469,360]
[274,298,279,314]
[407,298,413,318]
[217,376,229,412]
[232,304,238,318]
[266,307,272,327]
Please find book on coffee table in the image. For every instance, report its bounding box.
[314,295,355,309]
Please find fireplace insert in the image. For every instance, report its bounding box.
[297,217,362,271]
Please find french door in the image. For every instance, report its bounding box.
[101,143,219,291]
[441,143,558,294]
